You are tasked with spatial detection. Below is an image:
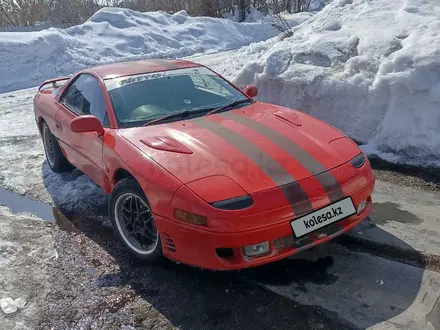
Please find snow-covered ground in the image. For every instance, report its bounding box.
[0,7,311,94]
[220,0,440,167]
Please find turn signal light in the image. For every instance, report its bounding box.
[357,199,368,215]
[173,208,207,226]
[350,153,366,168]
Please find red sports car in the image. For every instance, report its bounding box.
[34,59,375,270]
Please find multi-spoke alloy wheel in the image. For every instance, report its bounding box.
[114,193,158,255]
[109,178,163,262]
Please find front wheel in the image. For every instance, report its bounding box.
[109,178,163,262]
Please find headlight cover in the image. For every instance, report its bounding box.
[350,153,366,168]
[210,195,253,210]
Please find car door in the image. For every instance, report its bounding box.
[54,74,111,189]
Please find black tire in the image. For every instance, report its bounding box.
[41,121,74,173]
[109,177,163,263]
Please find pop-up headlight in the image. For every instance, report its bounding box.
[210,195,253,210]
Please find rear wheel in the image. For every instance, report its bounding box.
[41,121,73,173]
[109,178,163,262]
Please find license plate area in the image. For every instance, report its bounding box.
[290,197,356,238]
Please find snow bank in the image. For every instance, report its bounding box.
[230,0,440,166]
[0,7,305,93]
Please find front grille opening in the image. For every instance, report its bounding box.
[216,248,234,259]
[273,235,294,249]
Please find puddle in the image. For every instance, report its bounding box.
[0,187,55,223]
[52,208,82,233]
[370,202,423,225]
[0,187,110,236]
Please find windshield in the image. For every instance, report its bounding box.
[104,67,248,128]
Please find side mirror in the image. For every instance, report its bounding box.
[245,85,258,98]
[70,115,104,136]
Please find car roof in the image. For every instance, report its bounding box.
[82,59,202,80]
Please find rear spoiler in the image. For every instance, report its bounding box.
[38,76,71,91]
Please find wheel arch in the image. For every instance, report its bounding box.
[113,168,135,183]
[112,168,146,195]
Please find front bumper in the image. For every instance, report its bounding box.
[155,175,375,270]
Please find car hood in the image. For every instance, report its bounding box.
[119,102,361,195]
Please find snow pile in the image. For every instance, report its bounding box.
[230,0,440,166]
[0,7,307,93]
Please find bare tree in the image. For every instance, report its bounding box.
[0,0,40,26]
[292,0,311,12]
[0,1,20,26]
[236,0,246,22]
[285,0,292,12]
[266,12,293,38]
[0,0,316,27]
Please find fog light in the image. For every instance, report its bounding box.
[357,199,368,214]
[242,241,270,257]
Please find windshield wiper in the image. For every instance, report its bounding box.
[205,99,253,116]
[143,99,254,126]
[143,108,211,126]
[143,110,192,126]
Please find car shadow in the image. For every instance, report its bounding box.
[38,161,426,329]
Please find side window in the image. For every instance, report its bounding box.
[61,74,109,127]
[190,73,234,98]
